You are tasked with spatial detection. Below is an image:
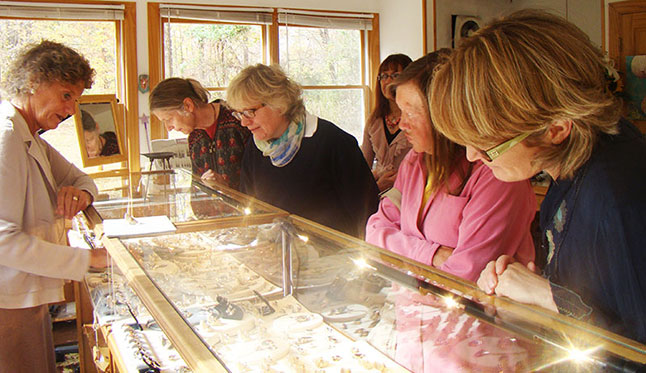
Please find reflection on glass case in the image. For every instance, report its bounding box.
[85,269,192,372]
[116,222,403,372]
[96,214,645,373]
[91,169,282,225]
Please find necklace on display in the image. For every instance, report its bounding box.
[385,114,400,129]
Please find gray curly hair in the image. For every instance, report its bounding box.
[1,40,95,99]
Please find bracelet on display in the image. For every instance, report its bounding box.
[123,324,162,373]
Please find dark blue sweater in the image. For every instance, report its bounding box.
[241,118,379,238]
[541,118,646,344]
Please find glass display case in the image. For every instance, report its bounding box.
[89,169,286,229]
[90,208,646,372]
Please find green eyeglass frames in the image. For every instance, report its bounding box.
[478,132,531,162]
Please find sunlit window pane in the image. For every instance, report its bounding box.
[164,22,262,87]
[303,89,365,143]
[0,19,117,95]
[279,26,361,85]
[0,18,119,173]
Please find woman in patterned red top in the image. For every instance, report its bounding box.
[150,78,250,189]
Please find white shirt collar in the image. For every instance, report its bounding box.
[304,111,318,138]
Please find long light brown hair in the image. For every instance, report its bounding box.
[390,49,471,195]
[430,10,621,179]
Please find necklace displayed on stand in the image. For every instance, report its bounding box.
[385,115,400,131]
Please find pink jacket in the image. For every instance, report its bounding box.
[366,150,535,282]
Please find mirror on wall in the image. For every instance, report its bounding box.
[73,94,127,167]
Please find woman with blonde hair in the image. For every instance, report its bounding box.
[365,50,536,372]
[430,10,646,343]
[366,49,535,282]
[361,53,413,192]
[227,64,378,237]
[150,77,250,189]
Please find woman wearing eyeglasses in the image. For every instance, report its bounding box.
[365,50,537,372]
[366,50,536,283]
[150,78,251,189]
[227,64,379,238]
[430,10,646,343]
[361,54,413,192]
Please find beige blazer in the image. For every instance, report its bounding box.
[0,101,97,309]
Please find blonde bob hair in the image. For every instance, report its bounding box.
[150,77,210,111]
[429,9,621,179]
[226,64,305,123]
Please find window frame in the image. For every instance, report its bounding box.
[0,0,140,174]
[161,18,267,89]
[147,3,380,141]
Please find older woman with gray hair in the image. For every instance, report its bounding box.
[227,64,378,237]
[0,40,107,371]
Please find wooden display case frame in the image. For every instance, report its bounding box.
[79,185,646,372]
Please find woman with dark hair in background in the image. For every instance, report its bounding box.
[150,78,250,189]
[361,54,413,192]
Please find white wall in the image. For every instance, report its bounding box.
[510,0,602,47]
[427,0,603,51]
[378,0,424,61]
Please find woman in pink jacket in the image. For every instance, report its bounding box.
[366,49,536,282]
[365,49,538,373]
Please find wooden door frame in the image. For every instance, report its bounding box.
[609,1,646,72]
[609,1,646,133]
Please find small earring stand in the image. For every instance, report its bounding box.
[141,151,176,202]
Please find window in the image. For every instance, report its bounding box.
[164,23,263,88]
[279,13,369,141]
[0,20,117,95]
[155,5,271,140]
[0,1,139,174]
[149,4,378,144]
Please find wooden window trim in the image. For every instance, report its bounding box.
[1,0,139,174]
[148,3,380,140]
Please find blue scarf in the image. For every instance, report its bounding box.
[254,119,305,167]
